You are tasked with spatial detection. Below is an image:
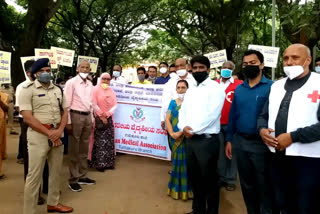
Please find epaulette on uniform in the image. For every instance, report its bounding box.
[22,81,34,88]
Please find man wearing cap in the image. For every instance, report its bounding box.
[19,58,73,213]
[64,60,95,192]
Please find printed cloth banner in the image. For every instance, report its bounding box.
[34,48,58,69]
[204,49,227,68]
[51,46,75,67]
[248,44,280,68]
[0,50,11,84]
[77,55,99,73]
[110,83,170,160]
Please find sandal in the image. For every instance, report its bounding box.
[225,184,236,191]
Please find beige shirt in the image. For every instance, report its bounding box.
[19,80,67,124]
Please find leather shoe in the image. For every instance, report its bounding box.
[47,203,73,213]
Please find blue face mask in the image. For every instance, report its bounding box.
[221,69,232,78]
[38,72,52,83]
[315,66,320,73]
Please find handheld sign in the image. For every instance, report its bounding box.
[248,44,280,68]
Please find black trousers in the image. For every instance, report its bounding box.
[270,153,320,214]
[17,118,25,159]
[186,134,220,214]
[21,119,49,194]
[233,134,274,214]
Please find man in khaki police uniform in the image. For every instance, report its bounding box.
[19,58,73,214]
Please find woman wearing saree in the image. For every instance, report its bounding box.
[166,80,192,200]
[0,91,9,180]
[90,73,117,172]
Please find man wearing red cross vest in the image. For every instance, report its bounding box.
[258,44,320,214]
[216,61,242,191]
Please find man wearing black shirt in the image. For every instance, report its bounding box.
[258,44,320,214]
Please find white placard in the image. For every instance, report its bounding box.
[0,50,11,84]
[34,48,58,69]
[51,46,75,67]
[248,44,280,68]
[77,55,99,73]
[204,49,228,68]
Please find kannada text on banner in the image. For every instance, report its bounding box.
[34,48,58,69]
[110,83,170,160]
[204,49,227,68]
[0,50,11,84]
[51,46,75,67]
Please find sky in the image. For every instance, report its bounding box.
[5,0,26,13]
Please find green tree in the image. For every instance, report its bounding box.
[276,0,320,50]
[51,0,161,73]
[9,0,63,88]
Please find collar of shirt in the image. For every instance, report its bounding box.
[243,75,268,88]
[34,79,54,89]
[75,74,90,85]
[219,76,234,84]
[197,77,212,87]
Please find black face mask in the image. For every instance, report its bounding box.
[243,65,261,79]
[193,71,208,85]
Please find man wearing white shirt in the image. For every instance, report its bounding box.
[160,58,196,129]
[178,55,225,214]
[15,60,34,167]
[259,44,320,214]
[110,65,128,85]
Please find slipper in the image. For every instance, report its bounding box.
[225,184,236,191]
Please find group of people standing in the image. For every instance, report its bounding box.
[1,42,320,214]
[163,44,320,214]
[13,59,118,214]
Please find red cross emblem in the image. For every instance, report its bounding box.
[226,91,234,103]
[307,90,320,103]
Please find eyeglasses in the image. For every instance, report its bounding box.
[102,77,111,81]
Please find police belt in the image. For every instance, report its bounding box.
[42,123,60,129]
[70,109,90,115]
[237,132,261,141]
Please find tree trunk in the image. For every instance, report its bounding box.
[11,0,62,88]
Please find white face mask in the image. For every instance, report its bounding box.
[170,72,178,78]
[79,72,89,79]
[315,66,320,73]
[283,66,304,80]
[176,69,187,77]
[159,67,167,74]
[177,93,185,101]
[284,58,308,80]
[113,71,121,77]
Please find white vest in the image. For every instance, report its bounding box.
[268,72,320,158]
